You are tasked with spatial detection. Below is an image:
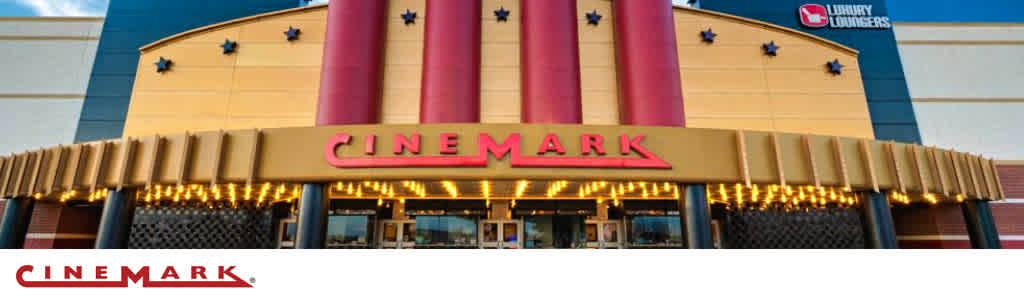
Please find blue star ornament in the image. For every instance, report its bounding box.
[402,9,417,25]
[700,28,717,43]
[284,26,301,41]
[586,10,602,25]
[155,57,172,73]
[827,59,844,75]
[763,41,779,56]
[221,39,238,54]
[494,7,510,22]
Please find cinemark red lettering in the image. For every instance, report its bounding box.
[16,265,252,288]
[324,133,671,169]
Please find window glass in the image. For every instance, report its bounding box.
[603,223,619,243]
[525,216,554,248]
[503,223,518,243]
[402,223,416,242]
[383,223,398,243]
[414,216,478,248]
[483,223,498,242]
[629,216,683,247]
[281,222,297,243]
[585,224,598,242]
[326,215,371,247]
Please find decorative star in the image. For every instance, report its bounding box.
[700,28,717,43]
[284,26,301,41]
[827,59,844,75]
[401,9,417,25]
[586,10,602,25]
[155,57,172,73]
[763,41,779,56]
[494,7,510,22]
[221,39,238,54]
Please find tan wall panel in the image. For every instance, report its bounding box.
[227,91,317,118]
[673,8,873,139]
[381,0,426,125]
[127,92,231,118]
[481,0,520,123]
[579,0,618,125]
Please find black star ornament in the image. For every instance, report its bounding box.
[700,28,717,43]
[827,59,844,75]
[586,10,602,25]
[155,57,172,73]
[402,9,417,25]
[221,39,238,54]
[763,41,779,56]
[285,26,301,41]
[494,7,510,22]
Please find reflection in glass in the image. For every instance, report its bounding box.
[525,216,585,248]
[383,223,398,243]
[629,216,683,247]
[483,223,498,242]
[281,222,297,243]
[326,215,372,248]
[503,223,518,243]
[402,223,416,242]
[603,223,618,243]
[585,223,598,242]
[414,216,478,248]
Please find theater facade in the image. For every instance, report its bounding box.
[0,1,1005,249]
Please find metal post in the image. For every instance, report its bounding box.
[680,184,713,249]
[0,197,35,249]
[95,189,135,249]
[295,183,327,249]
[861,191,898,249]
[962,200,1001,249]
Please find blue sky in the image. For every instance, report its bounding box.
[0,0,1020,22]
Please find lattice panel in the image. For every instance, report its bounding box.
[128,206,276,249]
[719,206,866,249]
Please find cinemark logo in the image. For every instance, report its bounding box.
[325,133,671,169]
[16,265,253,288]
[799,4,829,28]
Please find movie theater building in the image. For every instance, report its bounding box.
[0,0,1010,249]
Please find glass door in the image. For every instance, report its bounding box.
[379,220,416,249]
[480,220,522,249]
[585,220,623,249]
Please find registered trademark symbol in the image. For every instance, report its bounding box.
[250,277,256,284]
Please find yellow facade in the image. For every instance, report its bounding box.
[124,2,874,139]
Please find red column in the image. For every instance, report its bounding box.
[520,0,583,124]
[419,0,482,123]
[316,1,390,125]
[612,0,685,126]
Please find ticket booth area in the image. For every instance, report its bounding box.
[275,180,685,249]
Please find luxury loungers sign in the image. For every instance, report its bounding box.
[324,133,672,169]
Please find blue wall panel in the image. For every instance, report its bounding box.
[75,0,300,142]
[701,0,922,143]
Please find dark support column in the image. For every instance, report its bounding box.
[680,184,713,249]
[295,183,327,249]
[861,192,898,249]
[962,200,1001,249]
[0,197,34,249]
[95,189,135,249]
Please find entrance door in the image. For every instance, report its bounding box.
[379,220,416,249]
[480,220,522,249]
[585,220,623,249]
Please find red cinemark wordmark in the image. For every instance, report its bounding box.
[16,265,253,288]
[324,133,671,169]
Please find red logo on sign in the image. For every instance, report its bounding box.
[324,133,671,169]
[16,265,253,288]
[799,4,829,28]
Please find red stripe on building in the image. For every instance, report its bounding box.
[612,0,685,126]
[520,0,583,124]
[420,0,482,123]
[996,165,1024,199]
[316,1,390,125]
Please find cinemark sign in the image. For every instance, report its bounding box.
[324,133,672,169]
